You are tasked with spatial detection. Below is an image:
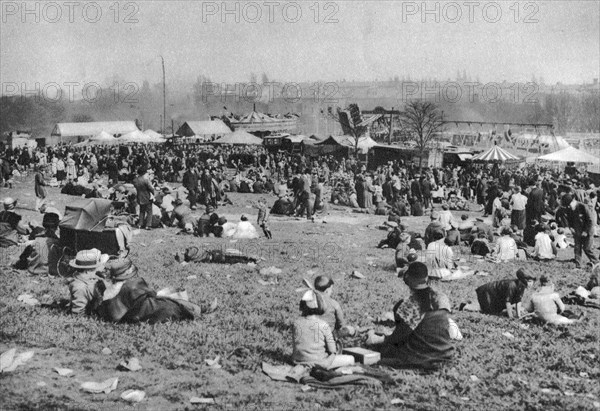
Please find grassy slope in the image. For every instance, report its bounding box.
[0,175,599,411]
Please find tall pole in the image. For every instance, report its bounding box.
[161,56,166,134]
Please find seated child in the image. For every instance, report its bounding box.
[524,275,583,325]
[553,228,569,249]
[292,290,355,369]
[531,224,557,261]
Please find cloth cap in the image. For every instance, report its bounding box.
[314,275,334,292]
[206,205,215,213]
[516,268,536,283]
[106,257,136,281]
[42,212,60,229]
[69,248,108,270]
[561,194,573,207]
[3,197,16,210]
[431,211,440,220]
[403,262,429,290]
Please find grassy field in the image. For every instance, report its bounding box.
[1,175,599,411]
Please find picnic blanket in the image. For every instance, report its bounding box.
[261,362,393,389]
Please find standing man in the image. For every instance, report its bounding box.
[182,165,199,210]
[527,179,546,225]
[561,194,599,269]
[34,165,48,212]
[510,186,528,235]
[132,166,154,230]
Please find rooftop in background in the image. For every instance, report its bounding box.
[51,122,139,138]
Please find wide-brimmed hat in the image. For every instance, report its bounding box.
[403,262,429,290]
[69,248,108,270]
[105,257,137,281]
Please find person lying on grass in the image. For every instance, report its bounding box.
[524,275,584,325]
[292,290,355,370]
[366,262,460,370]
[90,257,217,324]
[459,268,536,319]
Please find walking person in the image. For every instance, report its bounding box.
[132,166,155,230]
[561,194,599,269]
[34,165,48,212]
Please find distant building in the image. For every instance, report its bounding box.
[174,119,232,143]
[49,121,139,144]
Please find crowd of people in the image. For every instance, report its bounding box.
[2,140,600,374]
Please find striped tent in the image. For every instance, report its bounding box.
[472,145,521,163]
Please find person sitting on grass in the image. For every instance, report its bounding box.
[12,212,61,276]
[232,215,259,239]
[0,197,30,248]
[553,227,570,250]
[489,227,524,262]
[524,275,583,325]
[91,257,217,324]
[378,223,403,249]
[470,232,493,257]
[313,276,352,337]
[292,290,355,370]
[531,224,557,261]
[68,249,109,315]
[459,268,536,319]
[366,262,458,370]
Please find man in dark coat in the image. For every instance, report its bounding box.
[132,166,154,230]
[411,176,423,203]
[182,166,199,210]
[561,194,599,269]
[527,180,546,225]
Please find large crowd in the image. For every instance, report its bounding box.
[1,141,599,374]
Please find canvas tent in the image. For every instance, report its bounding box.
[144,129,164,139]
[213,129,263,145]
[119,130,152,144]
[315,135,379,154]
[90,131,117,145]
[175,120,232,139]
[537,146,600,164]
[516,133,571,151]
[471,145,522,162]
[51,122,138,139]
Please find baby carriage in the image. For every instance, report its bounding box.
[56,198,132,276]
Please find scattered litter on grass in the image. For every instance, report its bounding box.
[118,357,142,372]
[439,391,448,397]
[564,391,575,397]
[205,356,222,369]
[502,332,515,339]
[519,324,530,330]
[186,275,198,280]
[475,271,490,276]
[101,348,112,355]
[351,271,365,279]
[593,401,600,409]
[153,239,164,244]
[260,266,282,276]
[541,388,559,395]
[190,397,215,404]
[460,397,470,401]
[1,349,34,372]
[180,262,189,266]
[121,389,145,403]
[140,243,147,247]
[80,377,118,394]
[17,294,40,306]
[391,399,404,405]
[306,269,317,276]
[580,372,589,378]
[470,375,480,382]
[247,262,256,268]
[36,381,47,387]
[300,385,313,392]
[54,367,74,377]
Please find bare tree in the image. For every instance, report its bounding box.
[399,100,445,169]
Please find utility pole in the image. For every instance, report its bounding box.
[161,55,166,134]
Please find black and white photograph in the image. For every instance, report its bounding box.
[1,1,599,409]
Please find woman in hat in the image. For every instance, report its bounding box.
[92,257,215,324]
[460,268,536,319]
[292,290,355,369]
[68,249,109,315]
[366,262,458,369]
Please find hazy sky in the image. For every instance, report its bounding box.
[1,1,599,89]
